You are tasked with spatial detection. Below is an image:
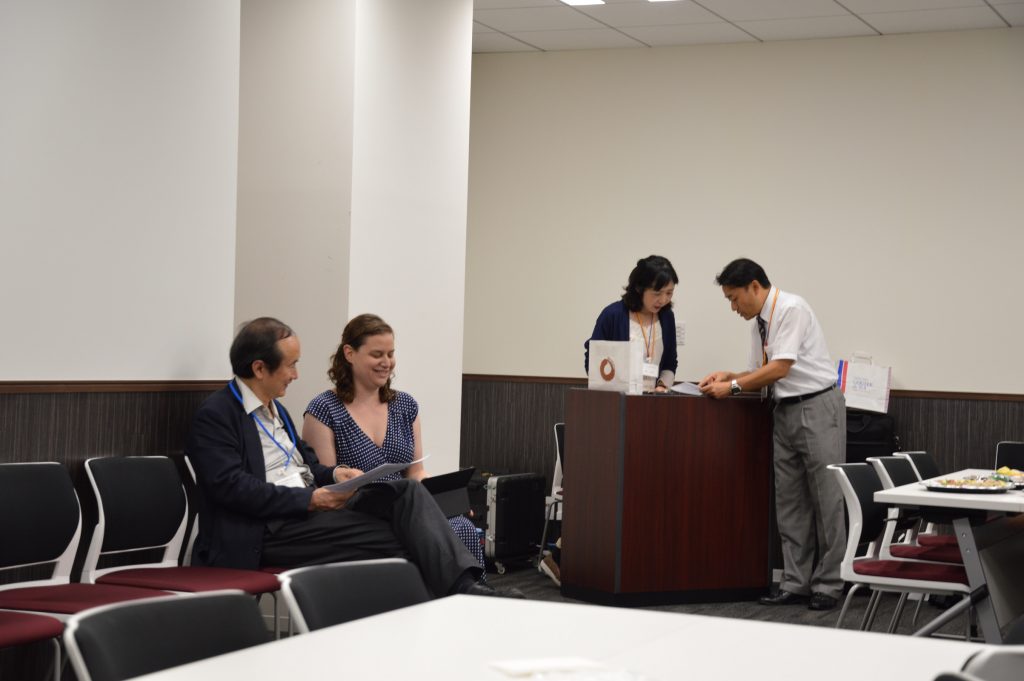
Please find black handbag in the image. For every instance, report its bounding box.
[846,409,899,464]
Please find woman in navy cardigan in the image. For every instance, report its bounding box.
[584,255,679,392]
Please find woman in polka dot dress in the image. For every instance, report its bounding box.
[302,313,485,571]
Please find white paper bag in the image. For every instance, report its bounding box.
[836,354,891,413]
[588,341,642,394]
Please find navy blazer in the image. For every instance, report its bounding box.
[185,382,336,570]
[584,300,678,377]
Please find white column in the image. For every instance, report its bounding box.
[235,0,356,413]
[347,0,473,473]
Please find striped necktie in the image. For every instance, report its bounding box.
[757,316,773,402]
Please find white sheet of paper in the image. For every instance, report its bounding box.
[669,381,703,397]
[323,455,429,493]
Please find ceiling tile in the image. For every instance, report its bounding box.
[992,4,1024,25]
[840,0,983,12]
[622,22,759,45]
[861,6,1007,33]
[475,7,605,32]
[474,22,497,34]
[507,28,648,50]
[575,1,722,27]
[473,32,541,53]
[696,0,849,22]
[738,15,879,41]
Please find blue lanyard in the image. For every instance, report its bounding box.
[229,381,298,469]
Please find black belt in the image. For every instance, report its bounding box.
[777,385,834,405]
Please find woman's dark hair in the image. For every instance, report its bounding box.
[329,314,396,404]
[715,258,771,289]
[230,317,294,378]
[621,255,679,312]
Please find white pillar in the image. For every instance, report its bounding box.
[236,0,473,472]
[348,0,474,473]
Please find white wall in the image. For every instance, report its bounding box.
[349,0,474,472]
[466,28,1024,393]
[235,0,355,414]
[0,0,240,380]
[236,0,474,472]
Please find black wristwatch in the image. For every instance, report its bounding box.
[729,379,741,396]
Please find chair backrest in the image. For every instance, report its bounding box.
[552,422,565,496]
[0,462,82,588]
[960,646,1024,681]
[896,451,941,480]
[280,558,430,633]
[869,456,921,489]
[64,590,270,681]
[995,441,1024,470]
[82,456,188,583]
[829,463,888,576]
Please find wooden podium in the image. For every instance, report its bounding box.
[561,389,773,605]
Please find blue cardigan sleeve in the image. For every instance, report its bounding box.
[584,301,627,372]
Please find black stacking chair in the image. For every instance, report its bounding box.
[994,441,1024,470]
[896,450,942,480]
[868,456,960,558]
[0,611,64,681]
[537,422,565,565]
[829,463,972,637]
[280,558,430,633]
[80,456,281,632]
[64,590,270,681]
[0,462,172,621]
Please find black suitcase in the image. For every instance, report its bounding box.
[484,473,545,574]
[846,409,899,464]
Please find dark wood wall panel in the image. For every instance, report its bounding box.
[459,378,581,489]
[889,395,1024,472]
[461,377,1024,492]
[0,385,216,681]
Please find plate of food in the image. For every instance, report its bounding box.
[923,476,1014,494]
[992,466,1024,489]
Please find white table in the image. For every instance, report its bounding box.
[876,469,1024,643]
[132,596,987,681]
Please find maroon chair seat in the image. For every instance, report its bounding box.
[917,534,958,548]
[889,542,962,564]
[852,558,968,584]
[0,583,173,615]
[0,611,64,648]
[95,566,280,595]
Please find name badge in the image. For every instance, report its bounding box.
[642,363,659,379]
[274,469,306,489]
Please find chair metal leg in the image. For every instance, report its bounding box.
[862,590,883,631]
[911,596,924,628]
[537,500,559,567]
[835,583,862,629]
[887,593,908,633]
[51,638,61,681]
[913,594,972,637]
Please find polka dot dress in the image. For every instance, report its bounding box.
[306,390,485,569]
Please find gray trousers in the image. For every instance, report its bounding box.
[772,387,847,598]
[261,479,481,598]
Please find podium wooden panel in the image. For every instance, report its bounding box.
[561,389,773,605]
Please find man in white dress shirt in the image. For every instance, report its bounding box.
[699,258,846,611]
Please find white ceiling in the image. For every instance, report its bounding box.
[473,0,1023,52]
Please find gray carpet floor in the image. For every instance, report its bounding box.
[487,564,976,639]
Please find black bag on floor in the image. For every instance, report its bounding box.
[846,409,899,464]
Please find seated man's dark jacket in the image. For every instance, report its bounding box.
[186,382,336,570]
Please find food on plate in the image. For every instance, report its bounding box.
[929,476,1013,490]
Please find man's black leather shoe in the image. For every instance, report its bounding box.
[808,592,838,611]
[758,589,809,606]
